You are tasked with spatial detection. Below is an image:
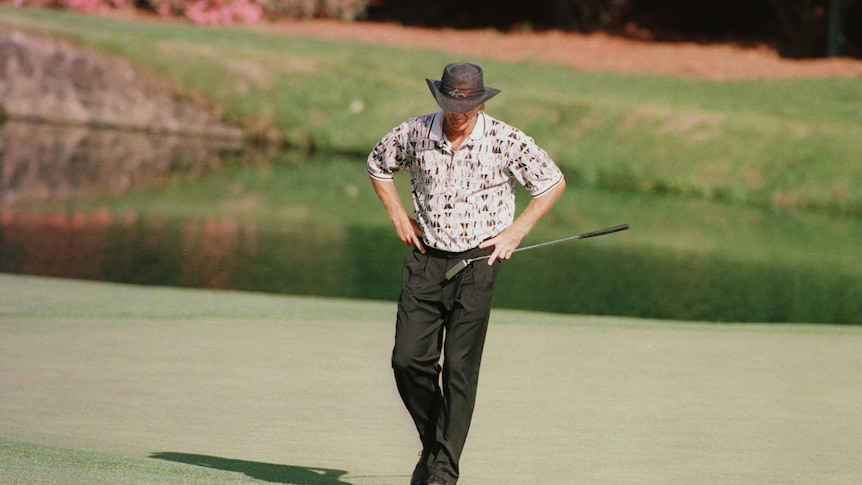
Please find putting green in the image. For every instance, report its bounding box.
[1,275,859,484]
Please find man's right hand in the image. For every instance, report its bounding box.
[397,217,426,253]
[370,176,425,254]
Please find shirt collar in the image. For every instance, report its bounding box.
[429,111,486,144]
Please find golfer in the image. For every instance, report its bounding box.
[367,62,565,485]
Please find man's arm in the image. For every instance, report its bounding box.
[479,177,566,264]
[369,176,425,253]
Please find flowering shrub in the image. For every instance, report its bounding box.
[142,0,366,23]
[55,0,125,14]
[183,0,264,24]
[13,0,367,24]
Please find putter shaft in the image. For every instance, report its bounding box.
[444,223,629,280]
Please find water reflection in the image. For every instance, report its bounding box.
[0,123,859,324]
[0,120,240,203]
[0,208,404,298]
[1,207,858,324]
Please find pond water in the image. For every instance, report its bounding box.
[1,124,859,324]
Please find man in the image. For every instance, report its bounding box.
[367,62,566,485]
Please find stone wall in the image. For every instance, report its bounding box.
[0,27,242,139]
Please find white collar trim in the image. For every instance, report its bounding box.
[430,111,486,143]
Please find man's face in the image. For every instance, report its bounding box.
[443,107,480,133]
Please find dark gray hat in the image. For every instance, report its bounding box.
[426,62,501,113]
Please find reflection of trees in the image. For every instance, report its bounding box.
[0,209,116,280]
[1,207,857,322]
[0,210,247,289]
[0,210,354,294]
[180,218,241,289]
[0,121,239,203]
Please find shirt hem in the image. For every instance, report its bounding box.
[367,168,395,181]
[531,174,565,199]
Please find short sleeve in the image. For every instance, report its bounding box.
[505,130,564,198]
[367,121,410,181]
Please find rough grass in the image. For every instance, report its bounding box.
[1,274,860,484]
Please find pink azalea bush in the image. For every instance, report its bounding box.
[15,0,367,24]
[56,0,125,14]
[183,0,264,24]
[146,0,367,24]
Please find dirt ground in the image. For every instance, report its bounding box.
[264,19,860,81]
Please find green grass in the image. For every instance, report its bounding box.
[1,274,860,484]
[1,7,860,214]
[1,441,257,485]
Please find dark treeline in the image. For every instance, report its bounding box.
[366,0,860,58]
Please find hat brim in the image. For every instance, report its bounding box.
[426,79,500,114]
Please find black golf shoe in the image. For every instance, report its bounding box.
[410,451,429,485]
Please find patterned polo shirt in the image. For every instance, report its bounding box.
[367,111,564,253]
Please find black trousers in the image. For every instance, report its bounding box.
[392,246,500,485]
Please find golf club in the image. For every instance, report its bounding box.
[444,223,629,280]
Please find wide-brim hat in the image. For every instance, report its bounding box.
[426,62,501,113]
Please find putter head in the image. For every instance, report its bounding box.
[445,260,469,280]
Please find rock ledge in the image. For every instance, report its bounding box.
[0,27,242,139]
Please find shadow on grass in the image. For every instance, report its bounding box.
[150,452,355,484]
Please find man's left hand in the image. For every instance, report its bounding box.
[478,178,567,266]
[478,228,525,265]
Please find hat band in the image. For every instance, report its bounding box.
[441,84,484,99]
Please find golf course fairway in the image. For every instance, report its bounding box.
[1,274,859,484]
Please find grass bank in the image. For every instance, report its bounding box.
[1,7,860,215]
